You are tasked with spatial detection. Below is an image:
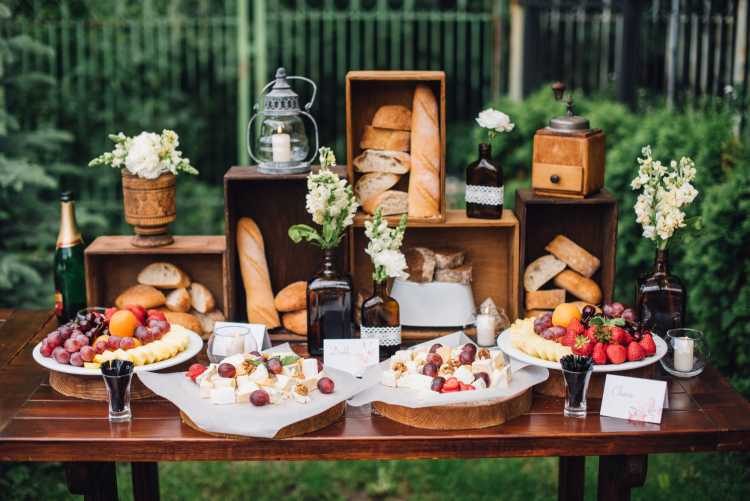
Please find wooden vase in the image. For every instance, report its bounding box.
[121,171,176,247]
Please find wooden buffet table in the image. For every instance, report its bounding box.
[1,309,749,501]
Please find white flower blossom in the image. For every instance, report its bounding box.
[364,209,407,283]
[476,108,514,133]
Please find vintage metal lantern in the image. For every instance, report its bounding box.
[246,67,319,174]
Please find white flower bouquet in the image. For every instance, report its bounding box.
[476,108,514,142]
[89,130,198,179]
[289,147,359,250]
[364,208,408,283]
[631,145,699,249]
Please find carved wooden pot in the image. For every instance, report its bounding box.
[122,171,176,247]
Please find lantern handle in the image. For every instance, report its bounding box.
[287,76,317,111]
[300,110,319,165]
[245,113,263,165]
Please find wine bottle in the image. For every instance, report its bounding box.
[54,191,86,323]
[465,143,504,219]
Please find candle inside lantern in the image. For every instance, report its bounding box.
[476,313,497,347]
[673,336,694,372]
[271,126,291,163]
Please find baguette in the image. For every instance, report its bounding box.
[282,309,307,336]
[115,285,166,310]
[545,235,600,278]
[372,105,412,131]
[236,217,281,329]
[354,172,400,205]
[137,262,191,289]
[362,190,408,216]
[523,255,566,291]
[353,150,411,174]
[408,84,440,218]
[360,126,410,152]
[552,270,602,305]
[525,289,566,310]
[165,288,191,313]
[274,281,307,313]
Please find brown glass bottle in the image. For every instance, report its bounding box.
[466,143,503,219]
[636,249,686,336]
[361,280,401,361]
[307,248,353,356]
[54,191,86,324]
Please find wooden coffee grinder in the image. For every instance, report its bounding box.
[532,82,605,199]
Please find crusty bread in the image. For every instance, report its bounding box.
[362,190,408,216]
[523,254,567,291]
[353,150,411,174]
[282,309,307,336]
[435,264,472,285]
[525,289,566,310]
[162,311,203,335]
[237,217,281,329]
[355,172,400,205]
[165,288,191,313]
[137,262,191,289]
[408,84,441,218]
[274,281,307,313]
[433,247,465,270]
[188,282,215,314]
[371,105,412,131]
[545,235,600,278]
[405,247,435,283]
[115,285,166,310]
[553,270,602,305]
[360,126,410,152]
[193,309,226,339]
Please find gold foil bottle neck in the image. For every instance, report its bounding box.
[56,200,83,248]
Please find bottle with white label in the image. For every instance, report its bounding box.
[465,143,503,219]
[361,280,401,362]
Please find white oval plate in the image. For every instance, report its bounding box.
[32,329,204,377]
[497,329,667,373]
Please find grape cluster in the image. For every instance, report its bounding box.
[40,311,107,367]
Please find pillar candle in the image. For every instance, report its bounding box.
[476,313,497,347]
[271,127,291,163]
[673,336,694,372]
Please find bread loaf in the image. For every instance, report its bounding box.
[372,105,412,131]
[237,217,281,329]
[355,172,400,205]
[353,150,411,174]
[435,264,472,285]
[553,270,602,305]
[523,255,566,291]
[433,247,465,270]
[161,311,203,335]
[525,289,566,310]
[405,247,435,283]
[282,309,307,336]
[362,190,408,216]
[165,288,191,313]
[115,285,166,310]
[408,84,440,218]
[137,262,191,289]
[360,126,410,152]
[545,235,600,278]
[188,282,215,314]
[274,281,307,313]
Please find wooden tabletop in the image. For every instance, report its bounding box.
[1,309,749,462]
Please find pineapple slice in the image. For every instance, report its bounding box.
[128,348,147,366]
[84,362,100,369]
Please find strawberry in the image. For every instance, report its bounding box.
[147,309,167,322]
[639,333,657,356]
[186,363,207,381]
[606,344,627,364]
[441,377,460,392]
[592,342,607,365]
[125,305,147,325]
[610,327,628,345]
[585,325,598,341]
[560,330,577,347]
[458,382,475,391]
[572,334,594,356]
[621,330,635,345]
[567,318,585,337]
[627,341,645,362]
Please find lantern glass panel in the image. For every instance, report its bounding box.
[256,115,309,164]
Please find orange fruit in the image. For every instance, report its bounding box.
[552,303,582,327]
[109,310,139,337]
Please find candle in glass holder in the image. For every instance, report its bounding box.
[673,336,694,372]
[476,313,497,347]
[271,126,291,163]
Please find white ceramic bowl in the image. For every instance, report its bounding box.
[390,279,476,327]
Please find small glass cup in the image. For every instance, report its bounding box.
[101,360,134,422]
[207,325,254,363]
[562,365,593,418]
[661,328,708,378]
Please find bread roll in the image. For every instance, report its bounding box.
[355,172,400,205]
[545,235,600,278]
[525,289,566,310]
[193,309,225,339]
[137,262,190,289]
[274,281,307,313]
[553,270,602,305]
[165,288,191,313]
[236,217,281,329]
[372,105,412,131]
[188,282,215,314]
[523,255,566,291]
[435,264,472,285]
[408,84,440,218]
[433,247,465,270]
[405,247,435,283]
[282,309,307,336]
[362,190,408,216]
[115,285,166,310]
[162,311,203,335]
[353,150,411,174]
[360,126,410,152]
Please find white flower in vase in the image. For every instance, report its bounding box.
[365,208,408,284]
[476,108,515,141]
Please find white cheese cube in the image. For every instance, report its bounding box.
[492,351,507,370]
[274,374,294,392]
[199,379,213,398]
[454,365,475,385]
[412,351,428,365]
[404,360,418,374]
[393,350,412,363]
[195,364,217,386]
[265,387,281,404]
[472,376,487,390]
[210,386,236,405]
[381,369,398,388]
[302,358,319,380]
[472,359,493,375]
[397,373,433,391]
[247,363,269,382]
[490,367,510,388]
[212,377,236,389]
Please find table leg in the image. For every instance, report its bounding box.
[558,456,585,501]
[64,461,118,501]
[132,462,160,501]
[597,454,648,501]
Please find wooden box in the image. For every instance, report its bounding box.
[346,70,446,224]
[224,166,349,323]
[84,236,229,317]
[515,188,617,314]
[531,128,605,199]
[350,210,519,340]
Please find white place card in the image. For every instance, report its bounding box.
[323,339,380,377]
[214,321,271,351]
[600,374,669,424]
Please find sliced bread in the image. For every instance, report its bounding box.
[355,172,400,205]
[523,254,567,291]
[362,190,408,216]
[137,262,191,289]
[189,282,215,314]
[372,104,412,131]
[405,247,435,283]
[359,125,410,152]
[525,289,566,310]
[353,149,411,174]
[545,234,600,278]
[165,287,191,313]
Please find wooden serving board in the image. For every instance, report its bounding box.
[179,401,346,439]
[534,363,658,399]
[372,388,532,430]
[49,371,154,401]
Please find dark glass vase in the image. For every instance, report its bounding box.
[636,249,686,336]
[361,280,401,361]
[465,143,504,219]
[307,248,353,356]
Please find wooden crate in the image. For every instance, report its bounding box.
[514,188,618,314]
[84,236,229,317]
[224,166,349,323]
[350,209,520,340]
[346,70,446,225]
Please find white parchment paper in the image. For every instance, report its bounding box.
[137,343,366,438]
[347,331,550,408]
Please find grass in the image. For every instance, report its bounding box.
[2,452,748,500]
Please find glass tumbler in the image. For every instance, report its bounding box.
[562,366,593,418]
[661,328,708,378]
[207,325,253,363]
[101,360,134,422]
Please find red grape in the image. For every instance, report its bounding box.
[541,326,566,340]
[69,352,84,367]
[119,337,136,350]
[74,333,89,346]
[266,358,283,375]
[134,326,148,341]
[428,343,443,353]
[52,346,70,364]
[430,376,445,392]
[621,308,637,323]
[64,337,81,353]
[317,377,335,394]
[40,340,53,358]
[218,363,236,378]
[422,363,438,377]
[250,389,270,406]
[459,350,475,365]
[58,325,73,339]
[47,331,63,349]
[425,352,443,367]
[93,338,108,354]
[462,343,477,355]
[80,345,96,362]
[610,302,625,318]
[534,312,554,334]
[475,371,490,387]
[106,336,121,350]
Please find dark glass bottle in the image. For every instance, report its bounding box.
[307,248,353,356]
[361,280,401,361]
[54,191,87,323]
[466,142,504,219]
[636,249,686,336]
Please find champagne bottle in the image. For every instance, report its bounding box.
[54,191,86,323]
